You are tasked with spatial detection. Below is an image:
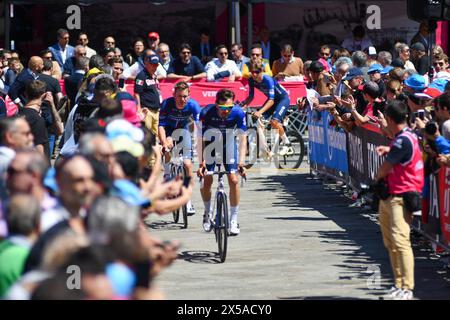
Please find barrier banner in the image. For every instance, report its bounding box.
[308,110,348,175]
[439,168,450,244]
[423,173,442,236]
[346,124,389,190]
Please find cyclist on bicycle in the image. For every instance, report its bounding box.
[158,81,201,215]
[197,89,247,235]
[240,59,293,157]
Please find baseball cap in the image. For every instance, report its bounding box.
[309,60,324,73]
[148,32,160,40]
[380,65,394,75]
[343,67,364,81]
[111,179,150,207]
[115,92,141,126]
[106,119,144,142]
[411,42,426,52]
[404,74,427,92]
[145,54,160,65]
[110,136,145,158]
[368,63,383,74]
[415,79,447,99]
[368,46,377,56]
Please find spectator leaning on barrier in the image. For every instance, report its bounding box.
[375,100,424,300]
[309,60,332,96]
[167,43,206,81]
[157,43,172,72]
[241,44,273,79]
[347,81,384,126]
[272,44,304,82]
[205,45,242,82]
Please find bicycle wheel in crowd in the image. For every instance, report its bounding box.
[171,165,180,223]
[216,191,228,263]
[274,131,305,170]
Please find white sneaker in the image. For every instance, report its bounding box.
[394,289,414,300]
[384,286,402,299]
[203,212,212,232]
[229,219,240,235]
[186,202,195,216]
[278,145,294,156]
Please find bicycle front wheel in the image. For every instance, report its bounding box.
[177,165,188,229]
[216,192,228,263]
[171,165,180,223]
[275,131,305,169]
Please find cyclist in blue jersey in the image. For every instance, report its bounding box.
[158,81,201,215]
[241,59,294,157]
[197,89,247,235]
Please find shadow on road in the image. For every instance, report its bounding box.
[178,250,222,264]
[256,173,450,300]
[146,220,186,231]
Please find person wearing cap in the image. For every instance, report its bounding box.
[205,45,242,82]
[366,46,378,64]
[309,60,332,96]
[167,43,206,81]
[122,49,166,81]
[197,89,247,236]
[158,81,201,215]
[147,32,160,52]
[335,67,367,116]
[410,42,429,76]
[134,54,162,136]
[368,63,385,97]
[403,74,427,94]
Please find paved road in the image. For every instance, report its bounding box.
[146,167,450,300]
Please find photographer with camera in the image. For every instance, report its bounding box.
[375,100,424,300]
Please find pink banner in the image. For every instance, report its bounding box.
[439,168,450,245]
[6,79,306,115]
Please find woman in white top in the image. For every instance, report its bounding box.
[396,43,416,71]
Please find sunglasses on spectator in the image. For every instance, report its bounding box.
[218,52,228,56]
[181,51,191,55]
[320,52,331,57]
[106,41,115,44]
[434,62,445,67]
[7,166,28,175]
[251,53,261,56]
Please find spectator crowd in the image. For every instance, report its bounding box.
[0,21,449,300]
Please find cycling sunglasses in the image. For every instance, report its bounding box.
[217,104,234,111]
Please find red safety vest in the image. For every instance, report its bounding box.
[387,129,424,194]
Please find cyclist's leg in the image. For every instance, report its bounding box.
[224,143,240,234]
[269,95,290,142]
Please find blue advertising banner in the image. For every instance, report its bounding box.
[308,110,349,174]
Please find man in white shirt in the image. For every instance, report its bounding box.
[77,32,97,58]
[157,43,172,71]
[205,45,242,82]
[122,49,166,80]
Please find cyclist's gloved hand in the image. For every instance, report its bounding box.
[238,164,247,179]
[197,163,207,178]
[214,70,231,80]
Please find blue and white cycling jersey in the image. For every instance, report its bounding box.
[158,97,201,134]
[248,75,288,102]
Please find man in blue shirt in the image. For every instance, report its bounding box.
[159,81,201,214]
[197,89,247,235]
[167,43,206,81]
[241,59,293,157]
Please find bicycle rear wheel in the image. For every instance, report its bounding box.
[275,131,305,169]
[216,192,228,263]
